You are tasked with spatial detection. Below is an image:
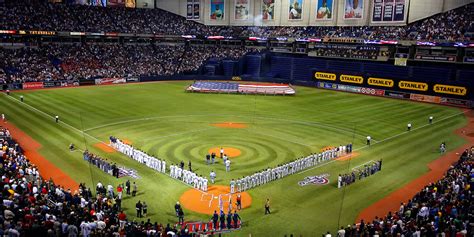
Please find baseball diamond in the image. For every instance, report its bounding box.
[0,1,473,236]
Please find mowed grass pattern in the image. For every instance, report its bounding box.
[0,81,467,236]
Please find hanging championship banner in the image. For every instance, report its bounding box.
[372,0,405,22]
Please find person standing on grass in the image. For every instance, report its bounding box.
[429,116,433,124]
[233,211,241,228]
[230,179,235,194]
[236,194,242,210]
[407,123,412,131]
[210,170,216,184]
[125,180,131,195]
[265,198,271,215]
[132,182,137,196]
[211,152,216,164]
[20,95,24,102]
[55,115,59,123]
[118,211,127,229]
[136,200,143,218]
[175,202,181,217]
[212,210,219,230]
[142,201,148,217]
[206,153,210,165]
[366,136,371,146]
[219,211,226,230]
[188,161,192,172]
[226,211,232,229]
[225,159,231,172]
[178,207,184,224]
[220,147,224,158]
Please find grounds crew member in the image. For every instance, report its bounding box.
[265,198,271,214]
[20,95,24,102]
[366,136,371,146]
[407,123,412,131]
[55,115,59,123]
[429,116,433,124]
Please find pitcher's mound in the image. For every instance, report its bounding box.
[179,185,252,215]
[208,147,241,158]
[210,122,248,128]
[94,143,115,153]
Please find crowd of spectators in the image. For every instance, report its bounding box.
[0,43,256,83]
[331,147,473,237]
[0,126,202,236]
[1,1,472,41]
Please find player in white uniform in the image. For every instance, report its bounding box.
[230,179,235,194]
[202,178,208,192]
[210,171,216,184]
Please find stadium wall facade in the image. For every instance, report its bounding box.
[156,0,472,27]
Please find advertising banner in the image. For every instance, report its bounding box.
[316,0,333,20]
[95,78,127,85]
[314,72,337,81]
[415,55,456,62]
[398,81,428,92]
[433,84,467,96]
[210,0,225,20]
[440,98,472,108]
[289,0,303,20]
[235,0,249,20]
[22,82,44,89]
[367,77,394,88]
[313,71,470,102]
[126,77,140,82]
[410,94,441,104]
[344,0,364,19]
[384,90,410,99]
[360,87,385,96]
[262,0,275,21]
[340,74,364,84]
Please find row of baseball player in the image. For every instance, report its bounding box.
[169,164,208,192]
[110,137,208,192]
[231,144,353,192]
[110,137,166,174]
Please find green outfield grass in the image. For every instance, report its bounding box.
[0,81,468,236]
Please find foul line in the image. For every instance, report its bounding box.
[4,95,103,144]
[298,109,468,175]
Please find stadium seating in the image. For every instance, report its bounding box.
[2,1,472,40]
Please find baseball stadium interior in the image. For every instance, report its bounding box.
[0,0,473,236]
